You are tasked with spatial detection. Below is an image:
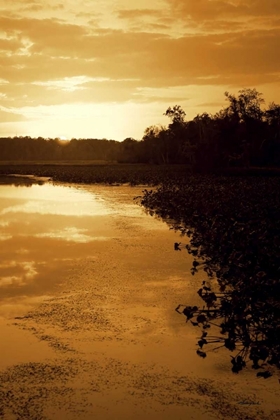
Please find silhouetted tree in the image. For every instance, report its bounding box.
[1,88,280,170]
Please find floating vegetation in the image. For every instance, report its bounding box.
[140,175,280,377]
[0,163,188,186]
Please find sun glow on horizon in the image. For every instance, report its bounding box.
[0,0,279,139]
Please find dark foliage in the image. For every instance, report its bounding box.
[0,163,189,186]
[140,176,280,377]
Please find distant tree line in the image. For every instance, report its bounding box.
[0,137,120,162]
[1,88,280,171]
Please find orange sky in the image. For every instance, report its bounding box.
[0,0,279,140]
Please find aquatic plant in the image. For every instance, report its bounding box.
[0,163,189,186]
[140,175,280,377]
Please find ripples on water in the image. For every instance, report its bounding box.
[0,176,117,315]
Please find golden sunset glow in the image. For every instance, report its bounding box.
[0,0,279,140]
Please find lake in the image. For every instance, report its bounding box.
[0,176,279,420]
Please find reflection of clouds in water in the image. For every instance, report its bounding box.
[36,227,108,243]
[0,276,22,286]
[0,233,12,241]
[1,200,114,217]
[0,261,17,269]
[0,261,37,286]
[0,184,94,202]
[0,219,11,241]
[0,183,114,217]
[22,261,37,279]
[16,248,30,255]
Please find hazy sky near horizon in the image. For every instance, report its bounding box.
[0,0,279,140]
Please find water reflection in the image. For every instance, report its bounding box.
[1,183,115,216]
[35,226,108,243]
[0,177,115,314]
[0,175,48,187]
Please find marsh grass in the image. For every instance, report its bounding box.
[0,163,189,186]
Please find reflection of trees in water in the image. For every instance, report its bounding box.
[140,178,280,378]
[175,270,278,379]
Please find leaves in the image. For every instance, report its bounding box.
[224,338,236,351]
[231,355,246,373]
[198,338,208,348]
[256,371,272,379]
[141,176,280,377]
[196,349,207,358]
[197,314,207,324]
[182,305,198,321]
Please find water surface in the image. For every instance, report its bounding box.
[0,176,279,420]
[0,179,119,317]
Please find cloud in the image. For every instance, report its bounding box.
[7,0,41,3]
[1,16,279,84]
[0,1,279,138]
[169,0,247,20]
[166,0,280,34]
[199,19,246,32]
[115,10,172,33]
[0,233,12,241]
[0,16,86,43]
[0,108,26,122]
[168,0,280,20]
[0,76,142,107]
[0,19,279,111]
[20,4,45,12]
[0,37,23,53]
[117,9,162,19]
